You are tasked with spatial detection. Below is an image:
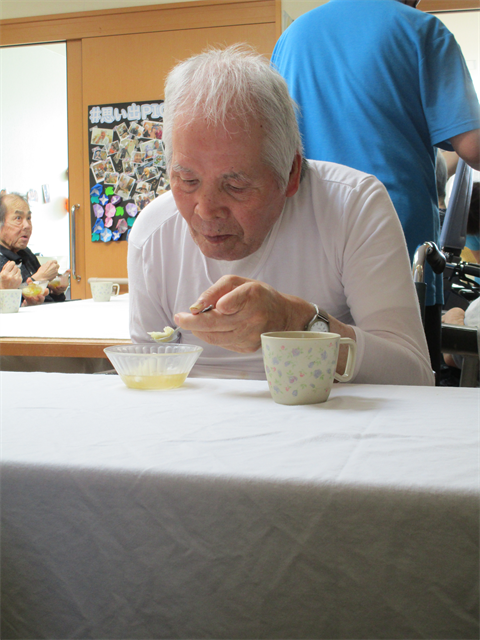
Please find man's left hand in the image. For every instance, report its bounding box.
[174,275,311,353]
[48,269,71,295]
[22,290,48,306]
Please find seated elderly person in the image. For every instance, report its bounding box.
[128,45,434,385]
[0,193,69,305]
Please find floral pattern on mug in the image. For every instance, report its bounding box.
[262,340,338,402]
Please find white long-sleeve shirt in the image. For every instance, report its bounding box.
[128,160,434,385]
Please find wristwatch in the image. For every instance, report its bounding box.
[305,303,330,333]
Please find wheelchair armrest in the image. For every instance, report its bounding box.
[442,324,479,356]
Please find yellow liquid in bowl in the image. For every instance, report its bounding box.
[22,284,45,298]
[120,372,188,389]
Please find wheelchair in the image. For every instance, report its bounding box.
[412,159,479,387]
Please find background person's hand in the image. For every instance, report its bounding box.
[0,261,22,289]
[21,277,48,306]
[48,269,71,295]
[442,307,466,326]
[33,259,59,282]
[175,275,311,353]
[442,307,466,368]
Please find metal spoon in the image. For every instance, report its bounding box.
[148,327,181,343]
[148,306,214,343]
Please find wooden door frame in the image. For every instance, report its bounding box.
[0,0,281,46]
[66,39,86,297]
[421,1,479,11]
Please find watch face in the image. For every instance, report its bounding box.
[311,319,329,333]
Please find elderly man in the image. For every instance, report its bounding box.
[128,45,434,385]
[0,193,69,304]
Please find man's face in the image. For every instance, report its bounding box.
[0,197,32,252]
[170,114,298,261]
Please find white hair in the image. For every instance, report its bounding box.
[162,44,304,189]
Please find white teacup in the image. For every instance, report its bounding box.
[90,281,120,302]
[261,331,357,405]
[0,289,23,313]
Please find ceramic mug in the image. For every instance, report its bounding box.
[261,331,357,405]
[90,281,120,302]
[0,289,23,313]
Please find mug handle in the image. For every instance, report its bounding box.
[112,284,120,296]
[333,337,357,382]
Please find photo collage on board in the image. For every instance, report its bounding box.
[88,101,170,242]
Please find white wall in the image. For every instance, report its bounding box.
[434,11,480,99]
[283,1,327,21]
[0,43,69,267]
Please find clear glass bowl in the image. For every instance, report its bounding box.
[104,343,203,390]
[20,281,48,298]
[48,272,70,294]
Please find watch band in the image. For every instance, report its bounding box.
[305,303,330,332]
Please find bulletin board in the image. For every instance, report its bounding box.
[88,100,170,243]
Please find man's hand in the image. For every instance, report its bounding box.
[0,261,22,289]
[442,307,466,368]
[442,307,466,327]
[22,292,47,306]
[175,275,313,353]
[48,269,71,295]
[33,259,59,282]
[21,277,48,306]
[175,275,357,372]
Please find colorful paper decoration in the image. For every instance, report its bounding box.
[126,202,138,217]
[100,228,113,242]
[105,203,116,217]
[93,204,104,218]
[92,219,105,234]
[116,219,128,234]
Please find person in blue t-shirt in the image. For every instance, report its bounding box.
[272,0,480,381]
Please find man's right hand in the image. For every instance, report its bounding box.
[0,261,22,289]
[176,275,304,353]
[176,275,356,373]
[33,259,59,282]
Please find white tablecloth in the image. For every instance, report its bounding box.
[0,293,130,339]
[1,373,478,639]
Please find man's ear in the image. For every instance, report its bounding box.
[285,153,302,198]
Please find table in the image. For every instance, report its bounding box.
[0,294,131,372]
[1,373,478,639]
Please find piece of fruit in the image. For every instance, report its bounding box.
[22,283,45,298]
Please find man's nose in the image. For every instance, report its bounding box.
[194,186,228,220]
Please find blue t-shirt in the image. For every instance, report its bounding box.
[272,0,480,305]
